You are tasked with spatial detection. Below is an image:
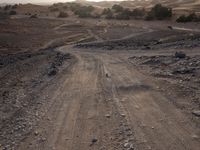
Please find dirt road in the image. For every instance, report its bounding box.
[1,19,200,150]
[17,46,200,150]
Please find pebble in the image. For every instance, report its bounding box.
[124,143,129,148]
[105,114,111,118]
[41,137,46,142]
[34,131,39,136]
[192,110,200,117]
[127,132,132,136]
[191,134,199,140]
[121,114,126,117]
[92,138,98,143]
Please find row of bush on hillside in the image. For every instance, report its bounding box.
[49,3,95,18]
[176,13,200,23]
[0,4,18,18]
[0,4,18,11]
[49,3,170,20]
[102,4,172,20]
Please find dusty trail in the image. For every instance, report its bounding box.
[18,47,200,150]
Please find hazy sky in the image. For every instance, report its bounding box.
[0,0,70,3]
[0,0,113,4]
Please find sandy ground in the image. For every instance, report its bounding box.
[0,17,200,150]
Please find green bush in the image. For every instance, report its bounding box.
[145,11,155,20]
[74,5,94,18]
[58,11,68,18]
[176,13,200,22]
[176,15,189,22]
[49,7,59,12]
[112,4,123,12]
[4,5,11,11]
[12,4,18,9]
[115,9,131,20]
[131,8,146,18]
[9,10,17,15]
[69,3,82,12]
[63,5,68,10]
[0,12,8,19]
[91,13,101,19]
[102,8,113,19]
[146,4,172,20]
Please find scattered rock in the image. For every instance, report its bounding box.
[40,137,46,142]
[48,64,58,76]
[172,67,194,74]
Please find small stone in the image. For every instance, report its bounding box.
[151,126,154,129]
[41,137,46,142]
[127,132,132,136]
[105,114,111,118]
[134,105,140,109]
[191,134,199,140]
[34,131,39,136]
[121,114,126,117]
[92,138,98,143]
[124,143,129,148]
[192,110,200,117]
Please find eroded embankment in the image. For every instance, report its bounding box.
[0,48,75,149]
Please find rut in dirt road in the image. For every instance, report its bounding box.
[98,53,200,150]
[18,50,200,150]
[18,52,135,150]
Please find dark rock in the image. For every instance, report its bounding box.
[144,46,151,50]
[92,138,97,143]
[106,73,109,78]
[168,26,173,30]
[175,52,186,59]
[48,68,57,76]
[48,63,58,76]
